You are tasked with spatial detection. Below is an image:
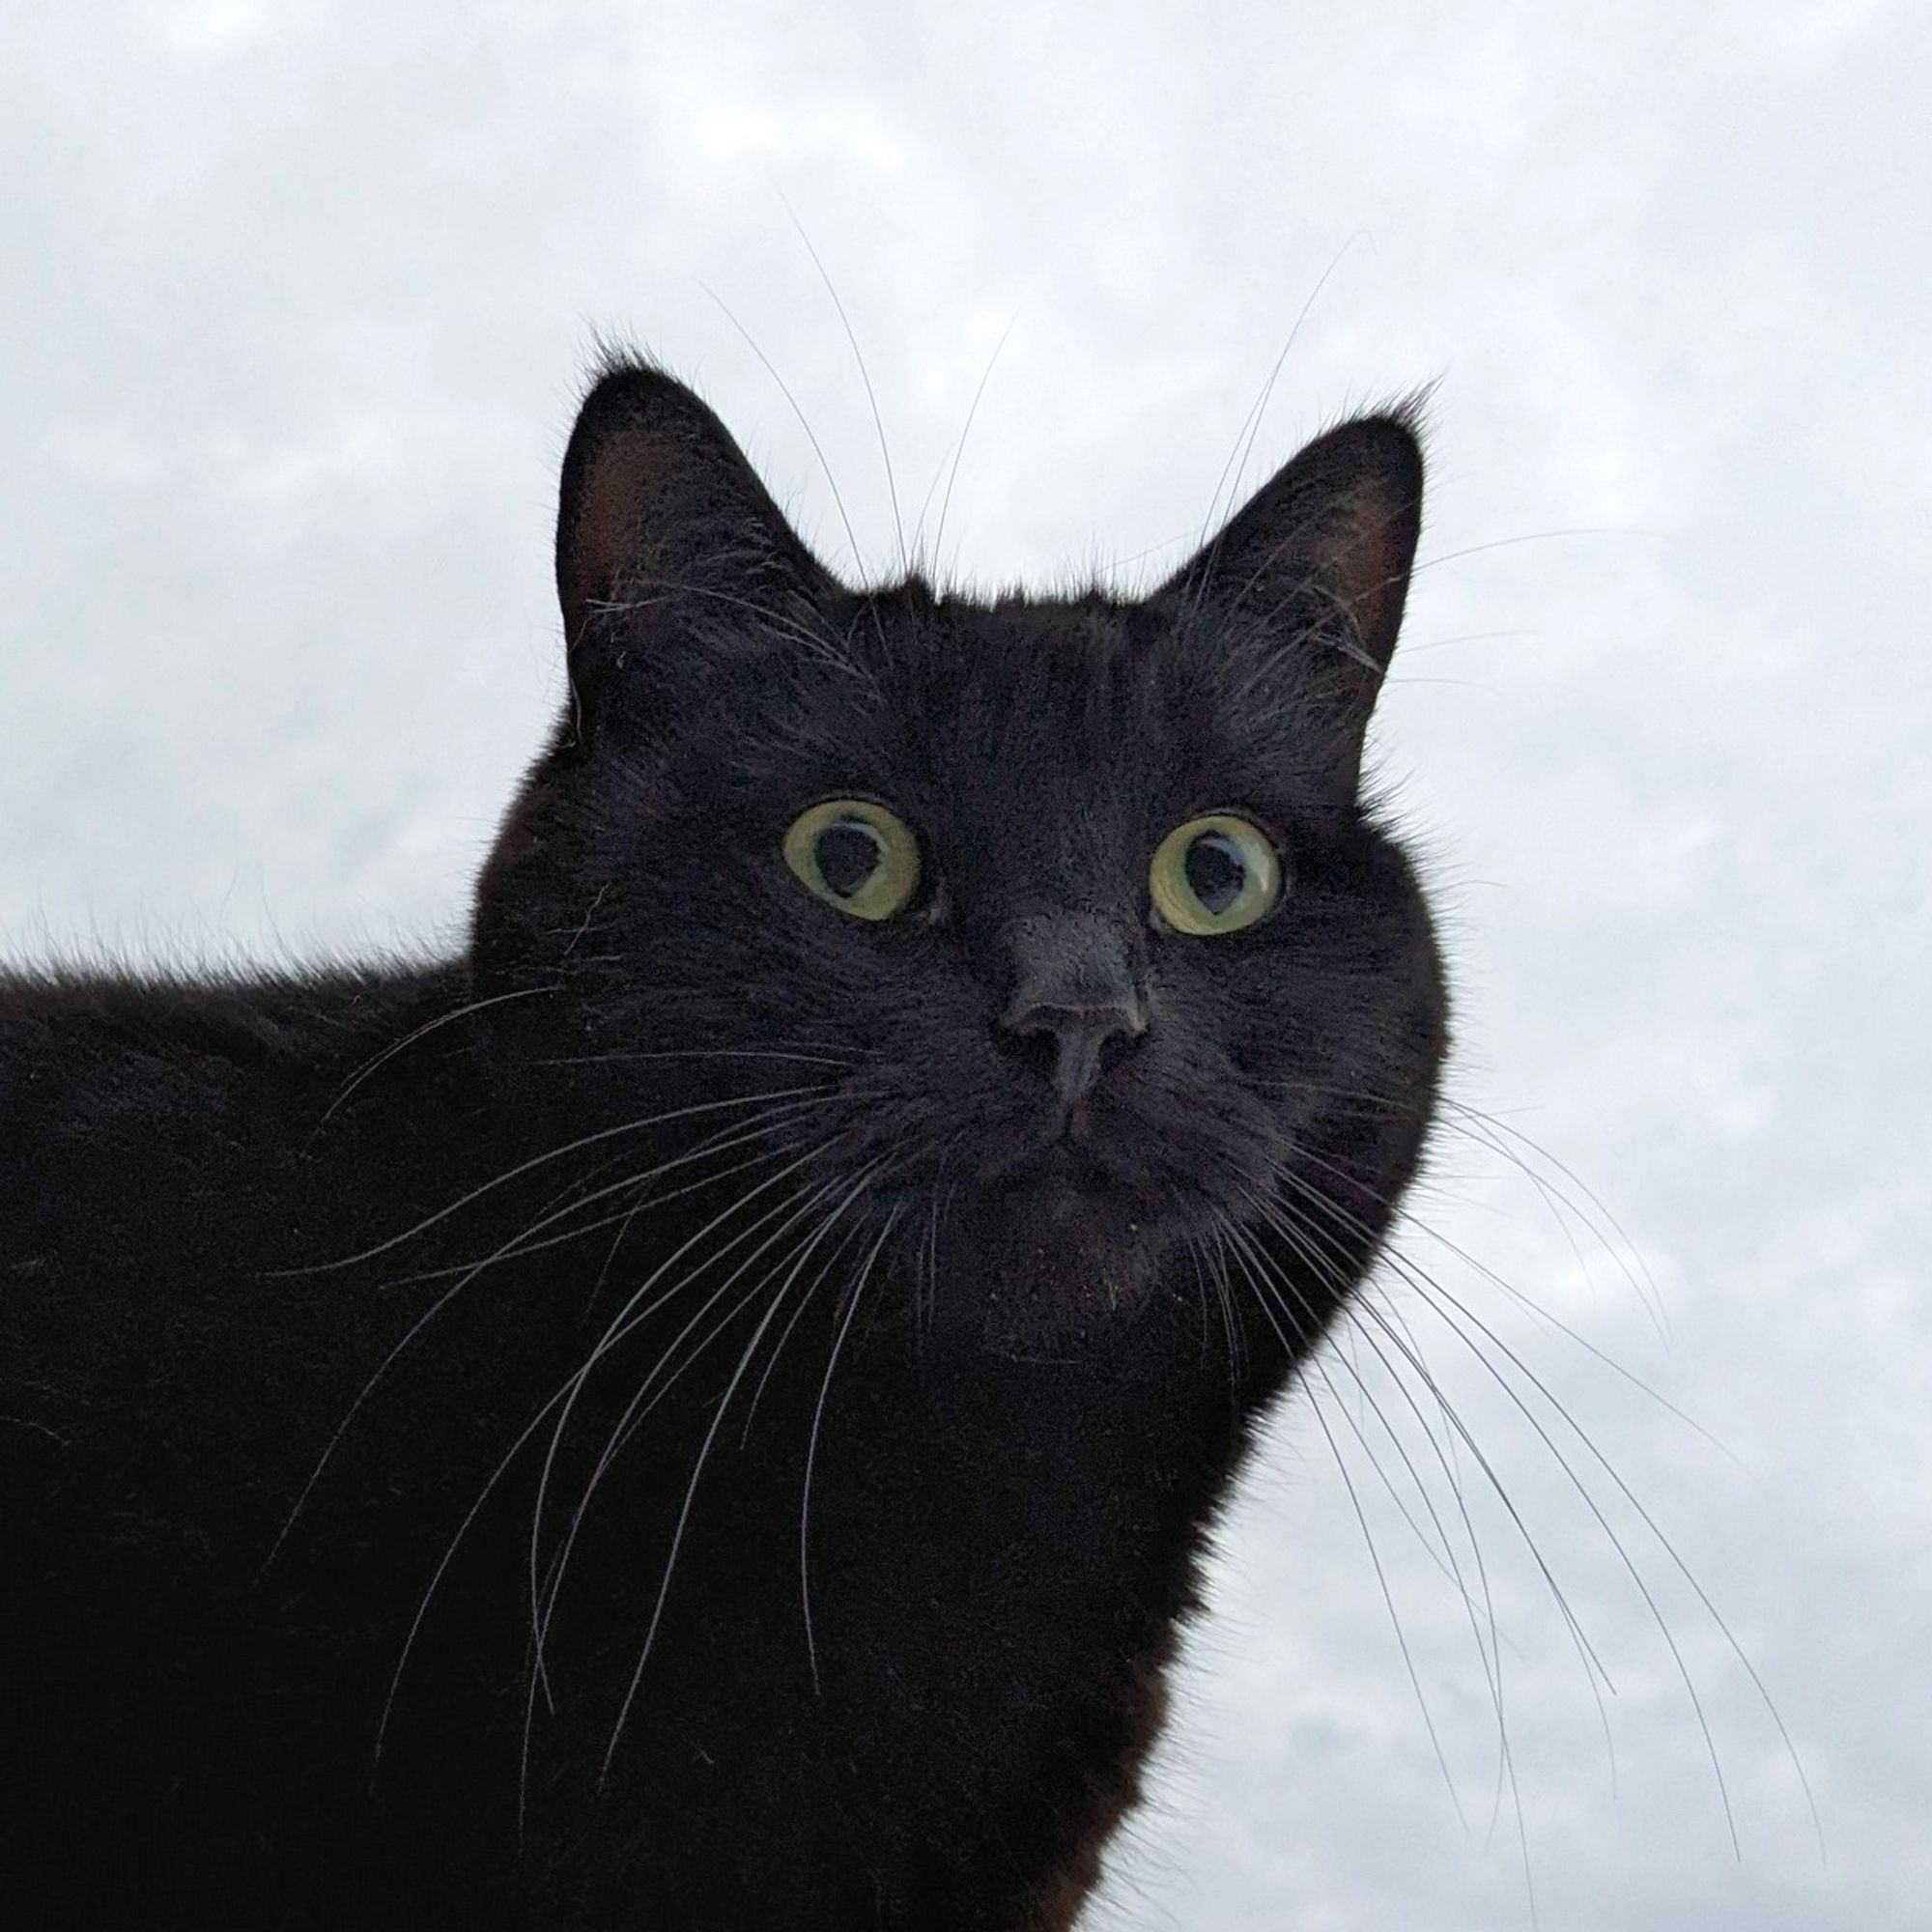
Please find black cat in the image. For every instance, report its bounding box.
[0,358,1445,1929]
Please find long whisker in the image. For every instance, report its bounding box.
[800,1203,903,1694]
[1249,1166,1637,1872]
[1226,1210,1549,1916]
[928,310,1019,580]
[697,280,870,585]
[526,1173,861,1809]
[574,1108,847,1319]
[258,1109,824,1581]
[1199,236,1364,556]
[580,1121,832,1319]
[1341,1290,1527,1833]
[1213,1215,1479,1842]
[551,1175,856,1629]
[273,1085,838,1276]
[518,1175,871,1818]
[1258,1095,1718,1457]
[304,981,558,1151]
[526,1146,857,1690]
[1235,1209,1495,1636]
[780,191,907,580]
[1433,1095,1669,1340]
[1264,1071,1670,1338]
[1234,1190,1548,1837]
[1279,1164,1810,1857]
[593,1165,888,1784]
[369,1095,846,1288]
[1254,1176,1618,1697]
[527,1047,859,1070]
[739,1218,867,1448]
[1190,1229,1245,1398]
[373,1144,839,1768]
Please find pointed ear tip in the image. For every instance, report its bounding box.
[1326,406,1427,503]
[570,355,705,439]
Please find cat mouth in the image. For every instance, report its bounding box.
[867,1146,1145,1246]
[861,1098,1191,1262]
[866,1113,1190,1348]
[979,1131,1162,1248]
[975,1095,1129,1188]
[1000,1146,1126,1210]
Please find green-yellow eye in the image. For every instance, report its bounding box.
[1149,812,1283,936]
[782,798,923,922]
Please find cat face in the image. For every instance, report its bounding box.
[477,363,1446,1346]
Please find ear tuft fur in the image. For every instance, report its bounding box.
[1162,402,1427,783]
[555,358,837,654]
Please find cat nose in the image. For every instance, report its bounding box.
[998,914,1149,1104]
[1003,996,1147,1104]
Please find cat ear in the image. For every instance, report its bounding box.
[554,357,839,741]
[1161,407,1425,785]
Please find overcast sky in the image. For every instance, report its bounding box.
[5,3,1927,1925]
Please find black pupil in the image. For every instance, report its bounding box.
[816,819,884,898]
[1184,832,1246,916]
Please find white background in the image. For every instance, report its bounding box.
[5,5,1926,1925]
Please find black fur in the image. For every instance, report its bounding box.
[1,360,1447,1928]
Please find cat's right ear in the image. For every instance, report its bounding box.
[473,364,838,978]
[554,358,839,747]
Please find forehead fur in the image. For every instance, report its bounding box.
[696,576,1369,842]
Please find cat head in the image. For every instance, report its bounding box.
[475,358,1446,1350]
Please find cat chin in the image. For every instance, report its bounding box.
[933,1169,1178,1358]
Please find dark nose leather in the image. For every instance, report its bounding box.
[999,913,1148,1103]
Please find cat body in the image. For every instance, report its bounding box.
[1,362,1444,1928]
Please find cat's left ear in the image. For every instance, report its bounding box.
[554,357,840,747]
[1160,407,1424,789]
